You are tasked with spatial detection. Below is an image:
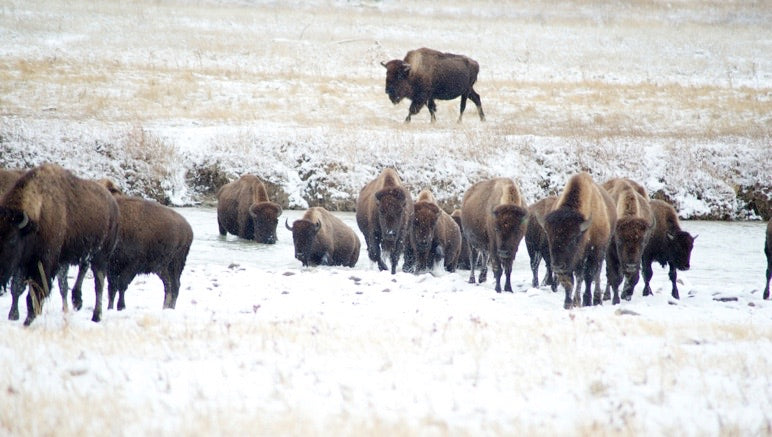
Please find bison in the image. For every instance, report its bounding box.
[285,207,360,268]
[98,180,193,311]
[381,47,485,123]
[544,172,617,309]
[603,179,655,304]
[765,219,771,300]
[602,177,649,200]
[355,168,415,274]
[0,164,120,325]
[217,174,282,244]
[526,196,557,291]
[410,189,462,273]
[641,199,696,300]
[461,178,528,292]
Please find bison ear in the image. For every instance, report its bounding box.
[579,217,592,233]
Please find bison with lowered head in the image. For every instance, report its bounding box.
[642,199,696,300]
[461,178,528,292]
[356,168,415,274]
[381,47,485,123]
[97,180,193,311]
[526,196,557,291]
[286,207,360,268]
[410,189,462,273]
[603,178,655,304]
[0,164,120,325]
[544,172,617,309]
[217,174,282,244]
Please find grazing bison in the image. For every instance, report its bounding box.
[217,174,282,244]
[410,189,462,273]
[381,47,485,123]
[0,164,119,325]
[765,220,771,300]
[526,196,557,291]
[98,181,193,311]
[355,168,415,274]
[603,179,655,304]
[461,178,528,292]
[285,207,360,268]
[642,199,696,300]
[544,173,617,309]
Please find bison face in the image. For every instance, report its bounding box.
[0,207,33,285]
[249,202,282,244]
[491,205,528,260]
[669,230,695,271]
[412,203,440,252]
[287,219,321,267]
[615,218,651,273]
[375,188,408,244]
[545,208,591,277]
[382,60,412,104]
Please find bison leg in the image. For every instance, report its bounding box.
[91,269,106,323]
[621,269,641,303]
[503,257,514,293]
[8,274,25,321]
[668,262,680,299]
[529,251,541,288]
[557,273,574,309]
[367,238,387,271]
[491,255,503,293]
[765,260,771,300]
[468,89,485,121]
[641,257,654,296]
[428,99,437,123]
[458,95,467,123]
[477,251,488,284]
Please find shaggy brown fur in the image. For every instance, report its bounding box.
[544,172,617,309]
[526,196,557,291]
[642,199,696,300]
[603,179,655,304]
[217,174,282,244]
[286,207,360,268]
[101,184,193,311]
[410,189,462,273]
[382,47,484,123]
[0,168,25,194]
[0,164,120,325]
[461,178,528,292]
[355,168,414,274]
[602,177,649,200]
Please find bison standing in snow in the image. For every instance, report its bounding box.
[381,47,485,123]
[526,196,557,291]
[217,174,282,244]
[286,207,360,268]
[410,189,462,273]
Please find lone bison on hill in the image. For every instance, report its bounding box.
[285,207,360,268]
[217,174,282,244]
[642,199,696,300]
[603,179,655,304]
[356,168,414,274]
[98,180,193,311]
[544,172,617,309]
[410,189,462,273]
[381,47,485,123]
[765,220,771,300]
[526,196,557,291]
[461,178,528,292]
[0,164,120,325]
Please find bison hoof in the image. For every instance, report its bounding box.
[563,300,573,310]
[612,296,621,305]
[23,316,35,326]
[8,310,19,321]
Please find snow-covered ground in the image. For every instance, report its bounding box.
[0,209,770,435]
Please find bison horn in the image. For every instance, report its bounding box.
[579,217,592,233]
[285,218,293,231]
[314,221,321,232]
[16,211,29,230]
[380,61,387,68]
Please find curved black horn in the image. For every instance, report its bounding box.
[16,211,29,230]
[285,218,293,231]
[380,61,387,68]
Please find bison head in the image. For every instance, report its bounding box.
[0,207,34,286]
[545,208,591,277]
[286,218,321,267]
[615,217,652,273]
[382,60,412,104]
[668,230,696,271]
[412,202,441,253]
[490,204,528,260]
[375,187,408,245]
[249,201,282,244]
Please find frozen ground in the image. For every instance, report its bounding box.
[0,209,770,435]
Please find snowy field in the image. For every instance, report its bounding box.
[1,0,771,435]
[0,209,770,435]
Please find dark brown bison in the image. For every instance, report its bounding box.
[98,181,193,311]
[355,168,415,274]
[410,189,462,273]
[217,174,282,244]
[526,196,557,291]
[642,199,696,300]
[461,178,528,292]
[603,179,655,304]
[285,207,360,268]
[381,47,485,123]
[0,164,120,325]
[544,172,617,309]
[765,220,771,300]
